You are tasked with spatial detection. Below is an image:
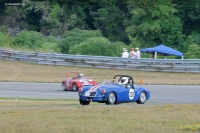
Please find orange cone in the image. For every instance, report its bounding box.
[140,79,144,84]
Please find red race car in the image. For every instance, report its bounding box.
[62,72,97,91]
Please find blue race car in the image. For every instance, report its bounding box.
[78,75,150,105]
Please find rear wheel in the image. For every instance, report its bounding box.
[72,84,78,91]
[136,91,146,104]
[106,92,116,105]
[79,99,90,105]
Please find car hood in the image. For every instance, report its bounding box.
[73,78,95,84]
[73,78,89,82]
[89,82,119,91]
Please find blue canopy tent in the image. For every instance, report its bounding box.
[140,44,183,59]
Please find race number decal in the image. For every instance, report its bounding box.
[129,89,135,100]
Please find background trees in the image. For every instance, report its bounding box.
[0,0,199,58]
[126,0,184,50]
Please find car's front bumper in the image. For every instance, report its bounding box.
[79,95,107,102]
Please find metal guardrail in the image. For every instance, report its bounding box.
[0,49,200,73]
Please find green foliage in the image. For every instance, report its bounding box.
[63,5,87,30]
[23,0,65,35]
[12,31,60,52]
[126,0,184,48]
[43,4,63,35]
[93,4,129,42]
[0,32,12,47]
[49,4,60,25]
[0,26,12,47]
[173,0,200,35]
[59,29,102,54]
[140,53,152,58]
[2,6,28,30]
[128,37,143,49]
[112,41,129,57]
[68,37,126,57]
[182,32,200,58]
[0,0,200,58]
[40,36,60,53]
[188,33,200,46]
[12,31,43,49]
[185,44,200,59]
[0,26,8,33]
[40,42,60,53]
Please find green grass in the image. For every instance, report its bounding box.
[180,123,200,132]
[0,99,199,133]
[0,60,200,133]
[0,97,76,101]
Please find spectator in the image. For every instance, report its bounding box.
[129,48,136,58]
[122,48,129,58]
[135,48,141,58]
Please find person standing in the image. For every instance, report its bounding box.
[122,48,129,58]
[129,48,136,58]
[135,48,141,58]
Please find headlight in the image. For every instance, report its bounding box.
[85,91,90,96]
[79,80,83,82]
[88,79,93,82]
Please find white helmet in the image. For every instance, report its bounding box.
[78,73,84,77]
[121,77,128,85]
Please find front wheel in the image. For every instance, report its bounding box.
[79,99,90,105]
[136,91,146,104]
[106,92,116,105]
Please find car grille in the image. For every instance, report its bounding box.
[90,92,97,96]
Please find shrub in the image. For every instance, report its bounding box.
[40,42,60,53]
[12,31,43,49]
[11,31,60,52]
[0,32,13,47]
[69,37,127,57]
[59,29,102,54]
[185,44,200,59]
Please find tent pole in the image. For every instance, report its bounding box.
[155,52,157,59]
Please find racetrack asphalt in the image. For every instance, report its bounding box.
[0,82,200,105]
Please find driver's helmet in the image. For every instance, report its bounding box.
[78,73,84,77]
[120,77,129,85]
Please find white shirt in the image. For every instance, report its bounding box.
[130,51,136,58]
[135,50,141,58]
[122,51,129,58]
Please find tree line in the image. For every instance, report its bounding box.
[0,0,199,58]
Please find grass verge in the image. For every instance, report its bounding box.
[0,60,200,85]
[0,60,200,133]
[0,99,199,133]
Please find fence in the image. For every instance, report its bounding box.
[0,49,200,73]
